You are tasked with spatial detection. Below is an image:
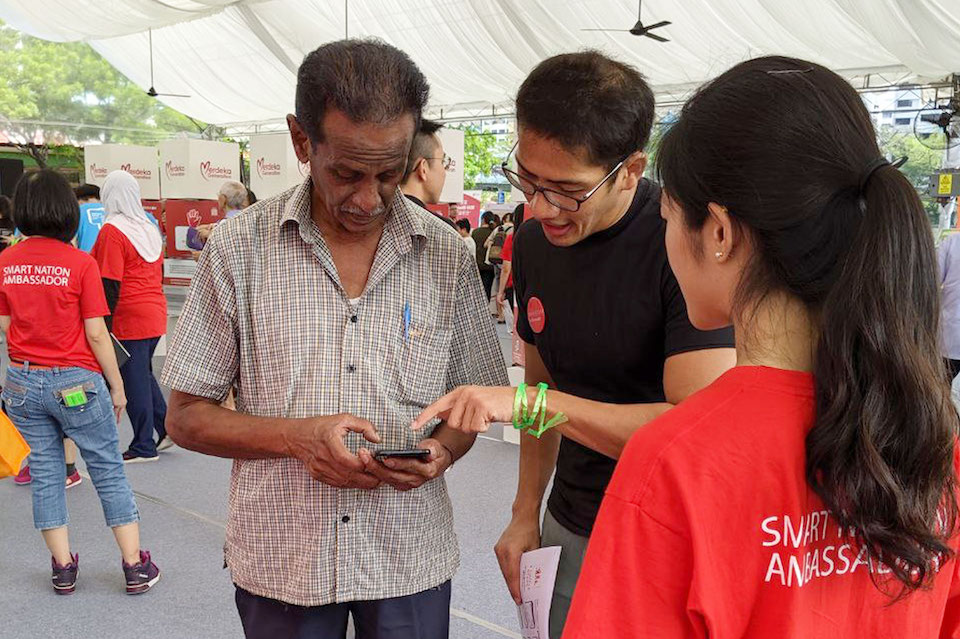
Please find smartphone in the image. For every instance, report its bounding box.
[374,449,431,460]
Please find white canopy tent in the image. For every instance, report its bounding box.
[2,0,959,130]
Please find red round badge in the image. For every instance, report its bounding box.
[527,296,547,334]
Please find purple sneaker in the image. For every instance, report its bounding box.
[51,553,79,595]
[123,550,160,595]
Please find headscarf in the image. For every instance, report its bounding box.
[101,170,163,262]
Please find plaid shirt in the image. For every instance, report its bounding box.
[161,178,508,606]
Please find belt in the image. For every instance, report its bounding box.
[9,361,55,370]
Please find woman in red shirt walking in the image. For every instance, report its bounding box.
[92,170,169,463]
[563,57,960,638]
[1,170,159,595]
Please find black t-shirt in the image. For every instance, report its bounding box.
[512,179,735,537]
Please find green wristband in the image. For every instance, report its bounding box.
[512,383,528,431]
[525,382,548,428]
[525,383,568,439]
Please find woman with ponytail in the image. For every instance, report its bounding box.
[562,56,960,638]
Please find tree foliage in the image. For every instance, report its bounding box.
[454,125,512,189]
[0,21,206,166]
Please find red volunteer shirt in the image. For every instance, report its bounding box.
[564,366,960,639]
[91,224,166,340]
[501,232,514,289]
[0,237,109,373]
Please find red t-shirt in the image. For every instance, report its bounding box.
[501,232,514,289]
[0,237,109,373]
[564,366,960,639]
[91,224,166,340]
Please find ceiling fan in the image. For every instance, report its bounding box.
[914,91,960,152]
[145,29,191,99]
[582,0,671,41]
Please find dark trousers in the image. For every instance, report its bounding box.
[479,269,495,302]
[120,337,167,457]
[235,582,451,639]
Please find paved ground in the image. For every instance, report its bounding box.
[0,308,527,639]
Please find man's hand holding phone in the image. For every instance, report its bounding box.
[358,439,452,492]
[285,413,382,490]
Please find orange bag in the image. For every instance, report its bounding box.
[0,409,29,478]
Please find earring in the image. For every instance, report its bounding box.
[715,251,724,259]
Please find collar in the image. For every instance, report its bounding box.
[404,193,426,210]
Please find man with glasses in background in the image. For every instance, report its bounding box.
[401,118,457,229]
[495,51,736,638]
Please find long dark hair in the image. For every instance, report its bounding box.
[658,56,958,594]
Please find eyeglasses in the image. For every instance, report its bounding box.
[499,142,626,212]
[424,154,453,170]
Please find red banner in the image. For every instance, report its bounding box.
[425,193,482,230]
[162,199,223,285]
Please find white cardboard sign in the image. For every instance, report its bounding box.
[438,128,465,204]
[84,144,160,199]
[159,139,241,200]
[248,134,306,199]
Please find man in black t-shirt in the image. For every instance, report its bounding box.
[410,52,736,638]
[498,52,736,637]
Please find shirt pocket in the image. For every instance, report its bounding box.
[398,322,452,408]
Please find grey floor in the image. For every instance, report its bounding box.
[0,298,526,639]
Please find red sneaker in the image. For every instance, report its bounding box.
[65,470,82,489]
[13,465,31,485]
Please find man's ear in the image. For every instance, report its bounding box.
[619,151,647,192]
[415,158,428,182]
[287,114,312,164]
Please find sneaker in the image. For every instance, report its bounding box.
[123,550,160,595]
[65,470,82,489]
[122,451,159,464]
[51,553,79,595]
[156,436,175,452]
[13,465,31,485]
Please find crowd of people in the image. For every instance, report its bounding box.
[3,35,960,639]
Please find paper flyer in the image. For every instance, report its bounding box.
[517,546,562,639]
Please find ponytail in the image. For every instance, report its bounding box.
[809,166,957,593]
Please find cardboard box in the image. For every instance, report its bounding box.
[437,128,464,204]
[159,140,241,200]
[84,144,160,199]
[248,134,306,199]
[163,259,198,287]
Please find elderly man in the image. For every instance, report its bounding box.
[161,39,507,639]
[196,181,250,246]
[219,180,250,220]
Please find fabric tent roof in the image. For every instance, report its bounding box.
[2,0,959,127]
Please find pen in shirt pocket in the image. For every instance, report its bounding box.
[403,302,411,342]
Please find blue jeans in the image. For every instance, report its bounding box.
[120,337,167,457]
[3,364,140,530]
